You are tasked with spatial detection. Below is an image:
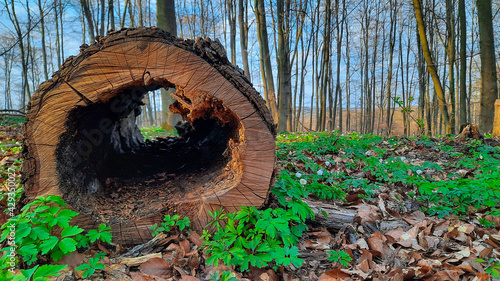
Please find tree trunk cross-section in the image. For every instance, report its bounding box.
[22,27,276,246]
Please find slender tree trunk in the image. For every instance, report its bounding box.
[477,0,498,133]
[109,0,115,30]
[255,0,278,121]
[128,0,136,27]
[333,0,344,133]
[59,0,64,60]
[138,0,144,27]
[277,0,292,131]
[5,0,30,107]
[100,0,106,35]
[38,0,48,81]
[446,0,456,133]
[238,0,250,80]
[81,0,96,41]
[413,0,451,134]
[385,1,397,135]
[226,0,237,64]
[157,0,180,129]
[55,0,61,66]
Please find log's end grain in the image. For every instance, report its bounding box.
[22,27,275,246]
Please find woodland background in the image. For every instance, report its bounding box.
[0,0,499,136]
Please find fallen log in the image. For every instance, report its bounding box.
[22,27,276,246]
[303,199,357,231]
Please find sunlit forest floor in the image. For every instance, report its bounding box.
[1,119,500,280]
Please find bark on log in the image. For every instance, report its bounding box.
[22,27,276,246]
[303,199,357,231]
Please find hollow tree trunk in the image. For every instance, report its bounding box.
[22,27,276,246]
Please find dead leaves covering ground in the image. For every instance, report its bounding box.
[3,127,500,280]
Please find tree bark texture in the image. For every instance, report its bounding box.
[22,27,276,246]
[477,0,498,133]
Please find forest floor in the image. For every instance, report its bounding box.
[1,120,500,281]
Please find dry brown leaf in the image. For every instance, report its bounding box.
[54,251,85,269]
[318,268,351,280]
[165,243,180,252]
[434,270,460,281]
[172,249,188,266]
[356,249,374,273]
[303,239,330,250]
[457,263,475,274]
[188,251,200,270]
[417,259,442,269]
[138,257,172,279]
[259,270,279,281]
[433,220,451,237]
[180,239,190,257]
[130,272,157,281]
[367,232,393,257]
[479,247,493,258]
[97,243,112,255]
[414,266,433,279]
[402,211,426,225]
[188,231,204,247]
[386,267,403,281]
[443,262,465,275]
[180,276,201,281]
[385,227,405,241]
[475,273,491,281]
[355,238,369,250]
[425,236,441,249]
[407,252,422,265]
[356,205,381,224]
[417,232,428,249]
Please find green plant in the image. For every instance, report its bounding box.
[12,264,67,281]
[151,214,191,236]
[0,196,112,267]
[327,250,353,267]
[75,252,106,278]
[393,97,425,135]
[203,207,304,272]
[478,218,495,228]
[210,270,239,281]
[476,258,500,278]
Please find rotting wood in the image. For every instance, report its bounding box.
[22,27,276,246]
[456,123,482,142]
[303,199,357,231]
[118,253,163,267]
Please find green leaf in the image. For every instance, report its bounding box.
[20,265,38,280]
[75,263,91,271]
[58,238,77,254]
[15,223,32,240]
[40,236,59,254]
[86,230,100,243]
[98,231,112,243]
[18,244,38,264]
[50,250,64,261]
[98,224,111,232]
[61,226,84,238]
[94,263,106,270]
[29,226,50,240]
[33,264,67,279]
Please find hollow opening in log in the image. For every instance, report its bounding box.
[55,82,244,225]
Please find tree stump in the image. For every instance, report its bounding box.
[22,27,276,246]
[456,123,482,142]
